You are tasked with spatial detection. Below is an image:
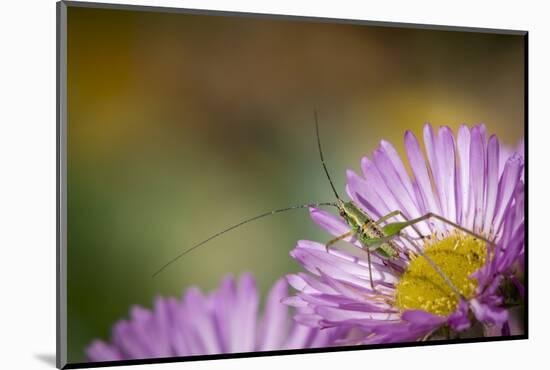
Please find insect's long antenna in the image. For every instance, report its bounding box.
[152,202,337,277]
[314,111,341,201]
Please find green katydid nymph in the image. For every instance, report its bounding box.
[153,112,493,300]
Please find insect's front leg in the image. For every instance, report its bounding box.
[324,231,355,253]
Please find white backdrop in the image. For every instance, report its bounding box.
[0,0,546,369]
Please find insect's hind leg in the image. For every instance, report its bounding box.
[403,213,493,245]
[375,210,425,241]
[374,210,402,225]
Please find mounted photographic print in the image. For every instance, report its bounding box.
[57,1,527,368]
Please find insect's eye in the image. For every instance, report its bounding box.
[339,211,346,217]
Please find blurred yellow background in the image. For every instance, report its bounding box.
[67,6,524,362]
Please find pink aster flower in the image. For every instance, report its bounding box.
[86,274,341,362]
[285,124,525,344]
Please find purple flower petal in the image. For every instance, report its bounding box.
[436,126,458,222]
[258,278,289,351]
[469,126,486,232]
[483,135,500,234]
[359,157,397,217]
[112,319,149,359]
[448,300,471,332]
[456,125,471,227]
[233,273,259,352]
[186,287,221,354]
[292,240,396,284]
[470,298,509,325]
[423,124,447,228]
[345,170,383,220]
[401,309,445,326]
[493,154,524,233]
[405,131,438,231]
[373,141,419,220]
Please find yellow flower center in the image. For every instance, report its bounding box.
[395,233,487,316]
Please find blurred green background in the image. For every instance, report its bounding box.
[66,6,525,362]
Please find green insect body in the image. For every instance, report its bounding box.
[336,200,400,260]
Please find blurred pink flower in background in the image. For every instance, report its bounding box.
[87,274,342,362]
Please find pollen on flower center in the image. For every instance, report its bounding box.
[395,233,487,316]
